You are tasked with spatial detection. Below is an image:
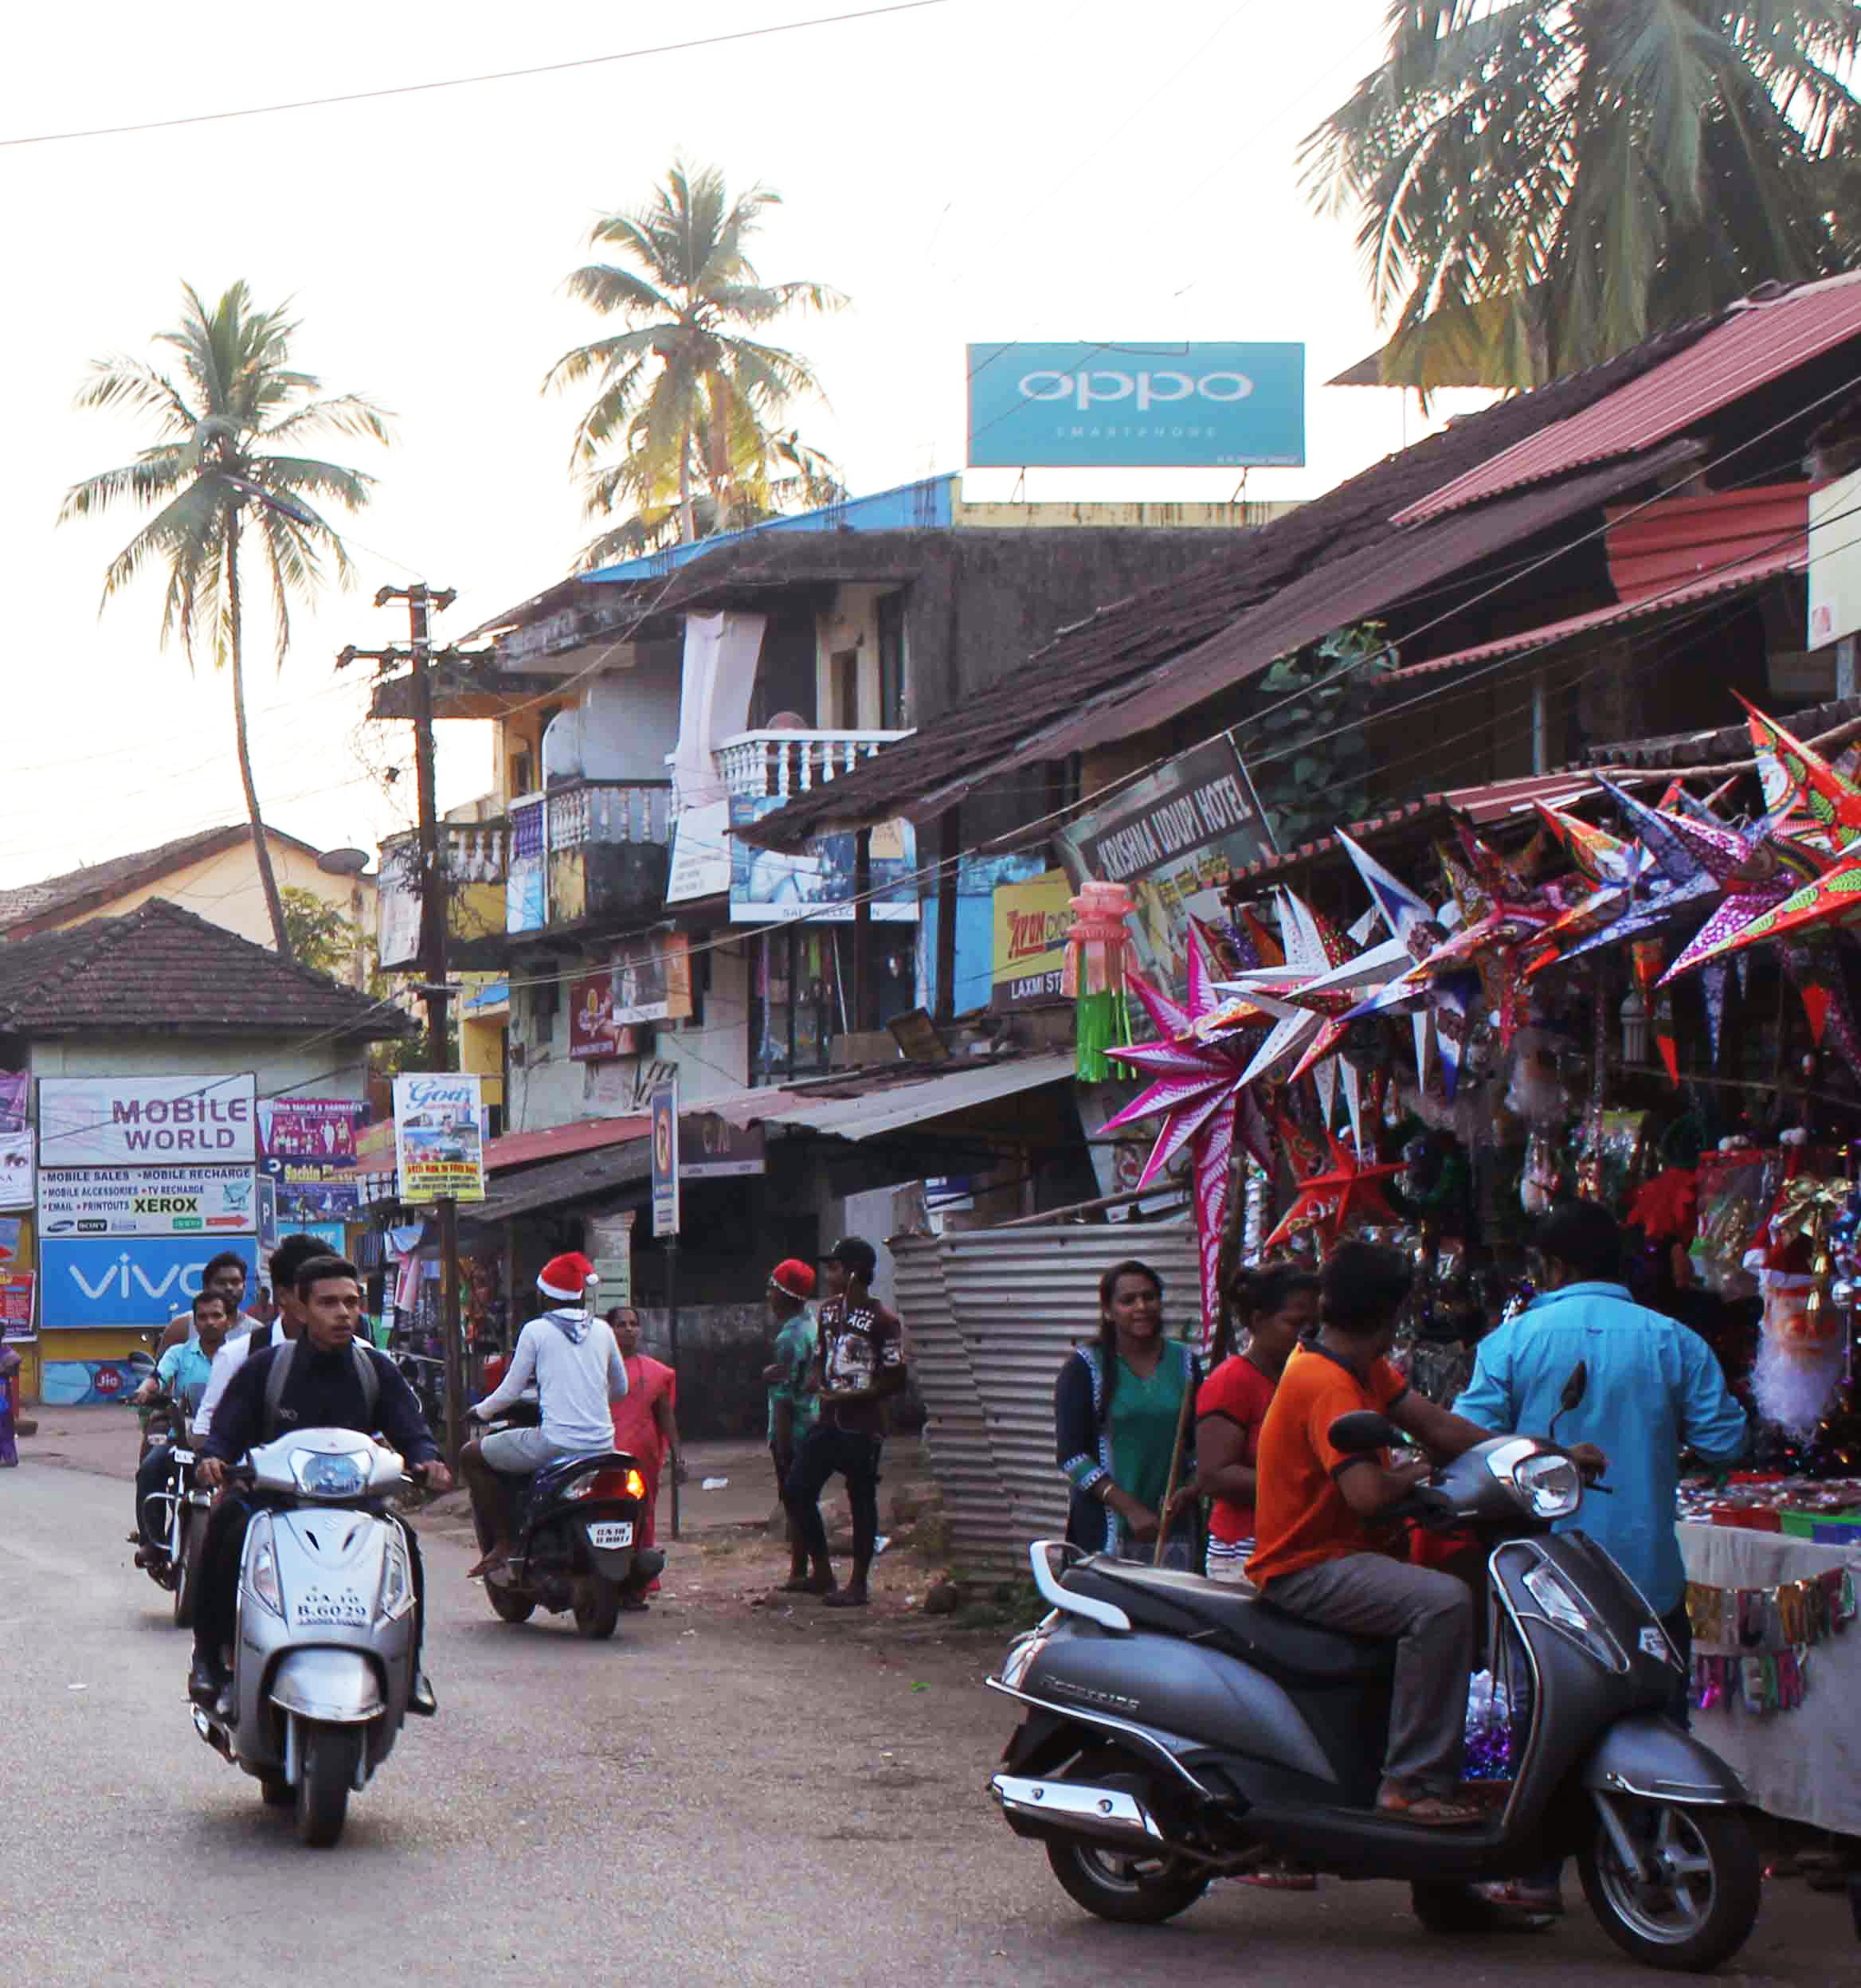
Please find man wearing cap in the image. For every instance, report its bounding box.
[762,1259,820,1590]
[784,1238,907,1606]
[462,1251,630,1579]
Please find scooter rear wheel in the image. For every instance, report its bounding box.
[1044,1839,1209,1925]
[487,1583,535,1625]
[573,1579,621,1640]
[1577,1797,1759,1972]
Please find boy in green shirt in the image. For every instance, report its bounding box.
[762,1258,818,1589]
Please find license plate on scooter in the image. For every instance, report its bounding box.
[587,1520,634,1549]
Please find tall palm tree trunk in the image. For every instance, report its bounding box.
[225,506,294,961]
[678,435,695,546]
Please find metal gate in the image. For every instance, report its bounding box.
[895,1223,1199,1577]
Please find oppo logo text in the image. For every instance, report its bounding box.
[1017,368,1256,412]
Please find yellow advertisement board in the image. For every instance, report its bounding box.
[990,871,1073,1008]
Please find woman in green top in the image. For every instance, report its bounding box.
[1056,1259,1201,1566]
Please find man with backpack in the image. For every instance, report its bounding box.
[192,1231,326,1438]
[188,1254,449,1713]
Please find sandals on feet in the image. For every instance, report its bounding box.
[821,1589,870,1608]
[1377,1787,1483,1828]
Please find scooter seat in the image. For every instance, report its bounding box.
[1064,1558,1395,1684]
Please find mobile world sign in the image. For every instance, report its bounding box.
[967,342,1305,469]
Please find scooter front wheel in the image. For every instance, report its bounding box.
[171,1510,202,1630]
[1578,1796,1759,1971]
[295,1720,362,1849]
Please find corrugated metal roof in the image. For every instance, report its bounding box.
[1394,546,1801,680]
[1397,273,1861,526]
[1588,694,1861,773]
[472,1136,652,1223]
[483,1114,650,1174]
[897,1224,1201,1575]
[1604,482,1813,601]
[759,1052,1075,1141]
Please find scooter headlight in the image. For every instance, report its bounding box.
[291,1449,369,1499]
[377,1532,415,1623]
[1521,1560,1624,1670]
[1513,1453,1581,1520]
[247,1516,285,1618]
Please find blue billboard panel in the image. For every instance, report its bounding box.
[42,1234,261,1331]
[967,342,1304,469]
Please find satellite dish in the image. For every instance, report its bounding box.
[316,847,371,877]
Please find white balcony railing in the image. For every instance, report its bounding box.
[714,728,911,806]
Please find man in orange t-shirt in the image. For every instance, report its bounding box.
[1250,1242,1494,1827]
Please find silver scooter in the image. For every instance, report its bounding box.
[191,1427,421,1847]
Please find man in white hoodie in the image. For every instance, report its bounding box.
[462,1250,629,1578]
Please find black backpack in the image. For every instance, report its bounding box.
[260,1335,381,1442]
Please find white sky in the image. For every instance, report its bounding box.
[1,0,1486,889]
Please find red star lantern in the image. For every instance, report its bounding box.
[1261,1127,1404,1252]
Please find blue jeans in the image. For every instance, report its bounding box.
[785,1423,882,1575]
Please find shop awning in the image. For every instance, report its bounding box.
[1393,546,1804,681]
[483,1114,649,1175]
[472,1136,652,1224]
[755,1051,1077,1143]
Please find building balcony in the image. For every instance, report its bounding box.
[507,778,672,939]
[377,823,511,972]
[698,728,912,812]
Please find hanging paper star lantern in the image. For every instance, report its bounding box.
[1102,928,1273,1342]
[1260,1126,1404,1252]
[1741,695,1861,854]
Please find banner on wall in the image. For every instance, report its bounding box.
[264,1163,360,1221]
[41,1234,262,1330]
[728,800,919,923]
[1055,737,1274,998]
[38,1164,257,1239]
[989,870,1074,1009]
[257,1100,365,1160]
[0,1271,33,1338]
[0,1131,33,1211]
[392,1074,486,1204]
[0,1074,26,1133]
[614,932,693,1024]
[41,1356,155,1405]
[38,1073,257,1168]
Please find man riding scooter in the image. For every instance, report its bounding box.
[129,1289,230,1563]
[460,1251,629,1579]
[1249,1242,1603,1827]
[189,1254,450,1713]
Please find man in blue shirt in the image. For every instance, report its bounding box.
[130,1289,231,1562]
[1455,1198,1747,1912]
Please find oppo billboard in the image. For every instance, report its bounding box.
[966,341,1304,469]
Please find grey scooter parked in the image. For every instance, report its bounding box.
[989,1381,1761,1972]
[192,1428,423,1847]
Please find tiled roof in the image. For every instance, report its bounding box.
[0,900,413,1039]
[735,314,1722,851]
[0,823,323,935]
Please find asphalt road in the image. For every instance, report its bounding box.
[0,1458,1851,1986]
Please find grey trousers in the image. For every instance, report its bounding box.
[1264,1552,1474,1794]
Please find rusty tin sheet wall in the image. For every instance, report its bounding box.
[895,1223,1200,1576]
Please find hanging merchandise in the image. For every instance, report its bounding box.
[1685,1567,1856,1713]
[1063,880,1134,1082]
[1692,1147,1770,1297]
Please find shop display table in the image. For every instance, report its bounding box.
[1677,1520,1861,1834]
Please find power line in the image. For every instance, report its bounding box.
[0,2,957,149]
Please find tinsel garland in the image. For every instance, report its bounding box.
[1687,1567,1856,1714]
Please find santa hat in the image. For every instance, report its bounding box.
[538,1251,595,1303]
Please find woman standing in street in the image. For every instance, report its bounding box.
[1056,1260,1201,1567]
[607,1306,684,1609]
[1197,1265,1320,1584]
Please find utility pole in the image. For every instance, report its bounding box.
[339,582,464,1465]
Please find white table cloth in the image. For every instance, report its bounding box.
[1677,1520,1861,1834]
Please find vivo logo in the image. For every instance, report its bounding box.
[65,1253,204,1303]
[1017,368,1256,412]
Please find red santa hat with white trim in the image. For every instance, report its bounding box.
[537,1251,595,1303]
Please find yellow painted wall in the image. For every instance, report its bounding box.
[40,834,377,980]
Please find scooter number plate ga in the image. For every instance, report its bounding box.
[293,1587,370,1627]
[587,1520,634,1549]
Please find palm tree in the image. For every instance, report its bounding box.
[544,158,845,566]
[1306,2,1861,393]
[60,283,390,960]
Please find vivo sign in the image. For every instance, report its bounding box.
[42,1235,261,1330]
[966,342,1304,469]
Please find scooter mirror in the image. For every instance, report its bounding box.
[1329,1410,1404,1454]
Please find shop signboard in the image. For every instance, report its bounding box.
[41,1356,155,1404]
[297,1221,347,1256]
[569,970,623,1061]
[257,1100,365,1161]
[665,797,731,905]
[392,1074,486,1204]
[257,1177,279,1253]
[729,799,918,924]
[989,870,1073,1008]
[38,1073,257,1168]
[966,341,1305,469]
[41,1234,262,1330]
[679,1113,765,1180]
[1055,736,1275,999]
[613,932,693,1025]
[0,1271,33,1339]
[264,1161,360,1221]
[649,1080,680,1238]
[38,1164,257,1239]
[0,1131,32,1211]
